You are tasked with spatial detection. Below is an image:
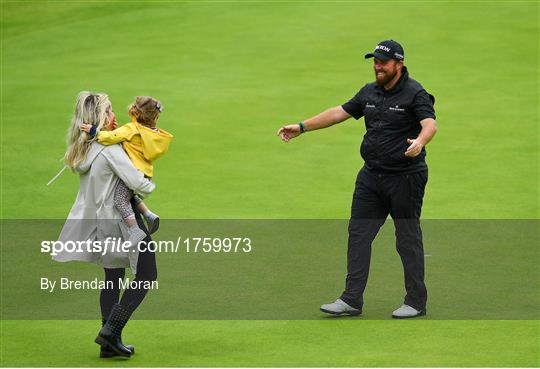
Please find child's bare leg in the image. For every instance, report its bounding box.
[133,196,149,214]
[123,216,137,228]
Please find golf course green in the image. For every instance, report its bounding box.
[1,1,538,367]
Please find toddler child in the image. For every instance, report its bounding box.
[81,96,173,246]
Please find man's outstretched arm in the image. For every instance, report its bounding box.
[277,106,352,142]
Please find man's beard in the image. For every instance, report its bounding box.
[375,69,397,86]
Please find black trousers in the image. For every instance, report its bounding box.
[100,198,158,321]
[340,167,428,311]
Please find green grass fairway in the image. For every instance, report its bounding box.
[1,320,538,367]
[1,1,539,367]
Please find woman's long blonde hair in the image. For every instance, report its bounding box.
[64,91,111,170]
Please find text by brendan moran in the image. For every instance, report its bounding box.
[40,277,158,293]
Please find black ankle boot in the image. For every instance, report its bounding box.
[99,319,135,358]
[95,304,132,358]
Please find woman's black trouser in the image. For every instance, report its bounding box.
[100,198,157,321]
[339,167,428,311]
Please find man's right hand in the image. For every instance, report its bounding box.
[277,124,302,142]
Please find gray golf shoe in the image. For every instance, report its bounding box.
[391,304,426,319]
[320,299,361,316]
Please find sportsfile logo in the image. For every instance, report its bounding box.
[375,45,390,52]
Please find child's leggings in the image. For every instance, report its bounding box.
[114,180,142,219]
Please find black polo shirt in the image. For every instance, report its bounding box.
[342,66,436,174]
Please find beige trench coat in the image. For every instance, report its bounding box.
[53,142,155,272]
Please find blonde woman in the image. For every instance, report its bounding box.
[80,96,173,247]
[55,92,158,358]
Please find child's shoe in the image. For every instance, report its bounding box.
[119,222,147,247]
[144,212,160,234]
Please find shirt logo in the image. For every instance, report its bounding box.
[365,103,376,108]
[388,105,405,112]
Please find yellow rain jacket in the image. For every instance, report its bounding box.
[96,120,173,178]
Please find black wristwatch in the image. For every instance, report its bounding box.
[298,121,305,133]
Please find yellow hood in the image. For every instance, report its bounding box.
[134,123,174,162]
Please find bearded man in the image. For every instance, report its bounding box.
[277,40,437,318]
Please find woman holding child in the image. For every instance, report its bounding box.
[54,91,172,358]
